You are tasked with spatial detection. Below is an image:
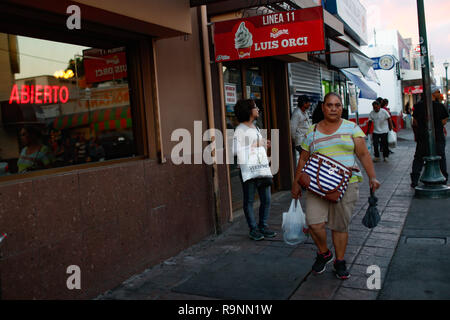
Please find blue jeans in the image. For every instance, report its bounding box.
[240,174,271,230]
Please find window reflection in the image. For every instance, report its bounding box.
[0,33,136,176]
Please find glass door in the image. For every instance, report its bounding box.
[223,62,266,210]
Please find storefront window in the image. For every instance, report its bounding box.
[0,33,136,177]
[246,66,264,129]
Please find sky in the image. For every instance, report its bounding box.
[360,0,450,85]
[15,36,88,80]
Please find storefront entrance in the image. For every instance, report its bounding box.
[222,58,293,211]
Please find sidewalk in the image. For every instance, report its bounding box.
[95,128,436,300]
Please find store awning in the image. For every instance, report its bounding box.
[341,69,378,100]
[52,106,131,130]
[313,37,380,85]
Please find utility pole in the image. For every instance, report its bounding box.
[414,0,450,198]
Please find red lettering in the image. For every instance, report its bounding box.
[52,86,59,102]
[59,86,69,103]
[9,85,69,104]
[20,85,30,104]
[30,85,34,104]
[9,84,19,104]
[43,86,52,104]
[35,85,43,104]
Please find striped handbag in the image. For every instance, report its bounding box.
[298,125,358,203]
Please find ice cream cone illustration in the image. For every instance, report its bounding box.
[235,22,253,59]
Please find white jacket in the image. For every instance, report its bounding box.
[290,108,311,147]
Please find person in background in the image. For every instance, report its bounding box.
[366,101,393,162]
[290,95,312,155]
[17,126,54,173]
[233,99,277,241]
[312,101,324,124]
[382,98,395,154]
[291,92,380,280]
[410,85,449,187]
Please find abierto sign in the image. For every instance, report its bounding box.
[213,6,325,62]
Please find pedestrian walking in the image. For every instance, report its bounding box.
[291,92,380,280]
[233,99,277,241]
[410,85,449,187]
[291,95,312,154]
[366,100,394,162]
[382,98,395,154]
[312,101,324,124]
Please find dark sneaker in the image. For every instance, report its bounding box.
[259,227,277,238]
[249,229,264,241]
[312,250,334,275]
[333,259,351,280]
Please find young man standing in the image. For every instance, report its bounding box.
[366,101,393,162]
[290,95,312,155]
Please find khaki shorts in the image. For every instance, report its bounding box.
[305,183,359,233]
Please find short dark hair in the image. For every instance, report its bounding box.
[376,97,383,104]
[381,99,388,107]
[323,92,343,105]
[297,95,310,108]
[234,99,256,123]
[372,101,380,107]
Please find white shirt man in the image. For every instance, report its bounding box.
[290,95,312,153]
[367,101,393,162]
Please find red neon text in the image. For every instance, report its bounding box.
[9,85,69,104]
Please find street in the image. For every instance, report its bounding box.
[97,124,450,300]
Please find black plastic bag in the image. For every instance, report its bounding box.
[362,190,381,229]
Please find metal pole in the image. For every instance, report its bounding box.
[444,67,448,107]
[415,0,450,198]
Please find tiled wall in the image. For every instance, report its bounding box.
[0,159,220,299]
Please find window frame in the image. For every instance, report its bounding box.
[0,3,162,183]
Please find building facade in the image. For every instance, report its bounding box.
[0,0,371,299]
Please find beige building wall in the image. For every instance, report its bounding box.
[154,8,208,160]
[74,0,192,35]
[0,33,14,102]
[0,33,20,160]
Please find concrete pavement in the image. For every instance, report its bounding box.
[96,126,449,300]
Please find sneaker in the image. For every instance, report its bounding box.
[373,157,380,162]
[259,227,277,238]
[383,158,389,162]
[312,250,334,275]
[249,229,264,241]
[333,259,351,280]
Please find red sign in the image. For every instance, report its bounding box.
[404,85,423,94]
[213,6,325,62]
[83,47,128,84]
[9,85,69,104]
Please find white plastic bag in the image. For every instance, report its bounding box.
[388,130,397,148]
[282,199,307,245]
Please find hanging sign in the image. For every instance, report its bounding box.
[213,6,325,62]
[83,47,128,84]
[224,83,237,105]
[404,85,423,94]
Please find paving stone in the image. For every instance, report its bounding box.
[333,287,379,300]
[359,247,395,258]
[292,273,340,299]
[368,232,401,242]
[364,238,399,249]
[354,254,392,268]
